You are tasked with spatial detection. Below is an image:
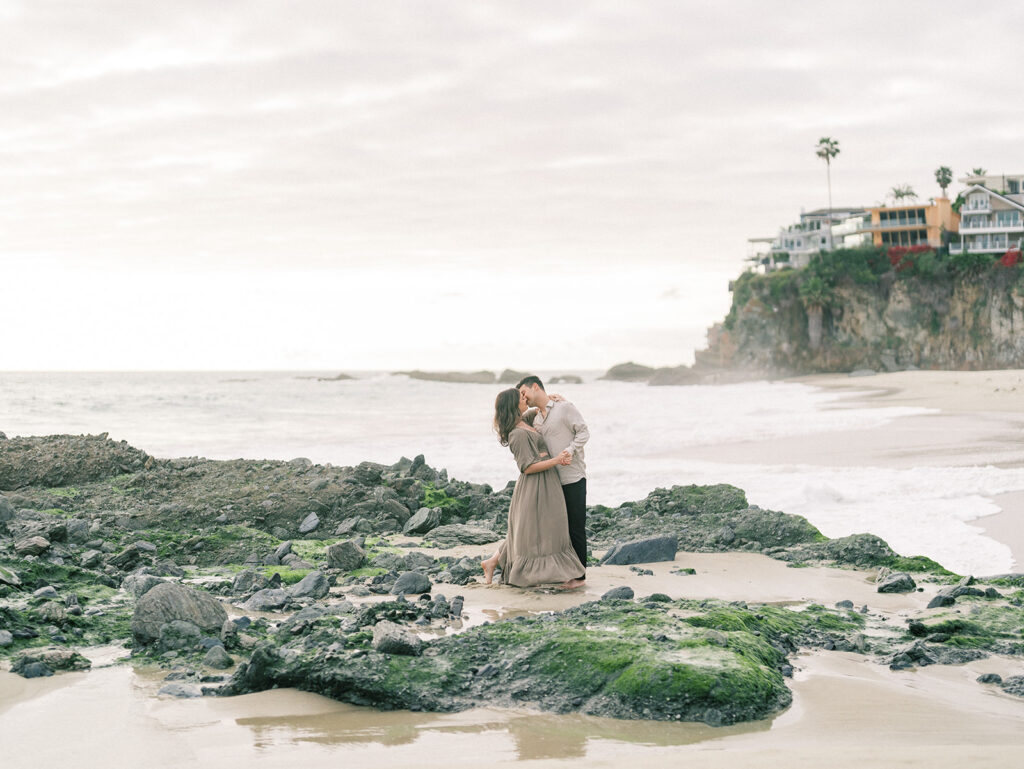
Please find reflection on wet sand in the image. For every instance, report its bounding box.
[233,698,767,760]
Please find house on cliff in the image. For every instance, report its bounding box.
[949,173,1024,254]
[755,207,868,271]
[858,197,959,249]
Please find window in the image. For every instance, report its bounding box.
[1009,179,1020,194]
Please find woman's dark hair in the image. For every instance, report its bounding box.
[494,387,521,446]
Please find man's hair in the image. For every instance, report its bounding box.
[516,375,544,391]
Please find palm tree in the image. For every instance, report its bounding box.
[816,137,840,251]
[889,184,917,204]
[971,167,987,176]
[934,166,953,198]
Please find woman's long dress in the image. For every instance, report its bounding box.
[497,427,584,586]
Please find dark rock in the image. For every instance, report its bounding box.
[835,600,854,609]
[391,571,432,596]
[601,586,635,601]
[977,673,1003,685]
[32,585,59,599]
[1001,676,1024,697]
[599,362,657,382]
[159,620,201,651]
[242,589,292,612]
[80,549,103,568]
[326,540,366,571]
[132,582,229,645]
[288,571,330,599]
[450,596,464,617]
[274,541,293,560]
[158,683,203,698]
[371,620,422,656]
[876,572,917,593]
[403,507,442,536]
[14,661,53,678]
[203,645,234,669]
[927,594,956,609]
[600,535,678,566]
[231,569,269,596]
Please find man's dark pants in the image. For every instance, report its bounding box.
[562,478,587,578]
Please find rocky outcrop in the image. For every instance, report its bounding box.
[0,433,151,490]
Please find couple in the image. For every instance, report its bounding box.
[481,375,589,590]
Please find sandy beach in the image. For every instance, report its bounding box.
[3,369,1024,768]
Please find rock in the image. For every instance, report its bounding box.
[109,544,143,570]
[326,540,366,571]
[274,541,293,560]
[131,582,229,645]
[0,494,15,521]
[242,588,292,612]
[122,573,165,598]
[601,586,635,601]
[0,565,21,587]
[876,572,917,593]
[977,673,1003,685]
[450,596,464,617]
[1001,676,1024,698]
[158,683,203,698]
[14,661,53,678]
[15,536,50,556]
[12,648,90,676]
[203,645,234,669]
[390,571,432,596]
[599,362,657,382]
[599,535,678,566]
[65,519,91,543]
[927,594,956,609]
[549,375,584,384]
[889,641,936,670]
[299,512,320,534]
[231,569,269,595]
[80,549,103,568]
[0,630,13,646]
[426,524,498,547]
[32,585,59,599]
[371,620,422,656]
[835,600,854,609]
[159,619,201,651]
[403,507,442,535]
[399,370,496,384]
[288,571,330,599]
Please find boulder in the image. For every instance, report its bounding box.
[12,648,90,676]
[876,572,917,594]
[371,620,422,656]
[390,571,432,596]
[427,524,499,547]
[131,582,228,645]
[80,550,104,568]
[0,629,13,647]
[0,565,22,588]
[159,619,201,651]
[326,540,366,571]
[403,507,442,535]
[288,571,330,599]
[231,569,269,595]
[122,573,165,598]
[599,362,656,382]
[600,535,678,566]
[15,536,50,556]
[203,645,234,669]
[299,512,320,534]
[274,541,293,561]
[601,586,635,601]
[32,585,59,599]
[242,588,292,612]
[0,494,15,522]
[158,683,203,698]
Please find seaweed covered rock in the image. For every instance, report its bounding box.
[224,600,808,725]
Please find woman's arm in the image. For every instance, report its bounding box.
[523,450,571,474]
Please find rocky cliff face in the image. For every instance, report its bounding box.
[698,266,1024,376]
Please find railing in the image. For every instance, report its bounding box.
[960,218,1023,230]
[859,219,928,230]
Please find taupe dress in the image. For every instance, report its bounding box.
[497,427,585,586]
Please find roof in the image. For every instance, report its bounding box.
[959,185,1024,212]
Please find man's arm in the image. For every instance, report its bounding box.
[564,402,589,453]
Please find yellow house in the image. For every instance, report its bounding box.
[860,198,959,248]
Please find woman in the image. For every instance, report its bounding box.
[481,388,586,589]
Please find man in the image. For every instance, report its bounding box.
[517,375,589,582]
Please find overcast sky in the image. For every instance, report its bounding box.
[2,1,1021,371]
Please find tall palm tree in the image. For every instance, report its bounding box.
[971,167,987,176]
[934,166,953,198]
[890,184,917,204]
[816,137,840,251]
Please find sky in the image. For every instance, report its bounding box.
[2,1,1022,371]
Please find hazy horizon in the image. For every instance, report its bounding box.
[2,1,1021,371]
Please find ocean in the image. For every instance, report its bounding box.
[2,370,1022,575]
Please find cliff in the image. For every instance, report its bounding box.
[697,246,1024,377]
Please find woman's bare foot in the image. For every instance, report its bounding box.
[556,578,586,590]
[481,558,497,585]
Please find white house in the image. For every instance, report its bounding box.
[759,207,868,270]
[951,178,1024,254]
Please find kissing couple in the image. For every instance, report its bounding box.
[481,375,589,590]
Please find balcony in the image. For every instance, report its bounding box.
[958,219,1024,233]
[859,219,928,231]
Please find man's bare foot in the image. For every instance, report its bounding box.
[481,558,497,585]
[556,578,586,590]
